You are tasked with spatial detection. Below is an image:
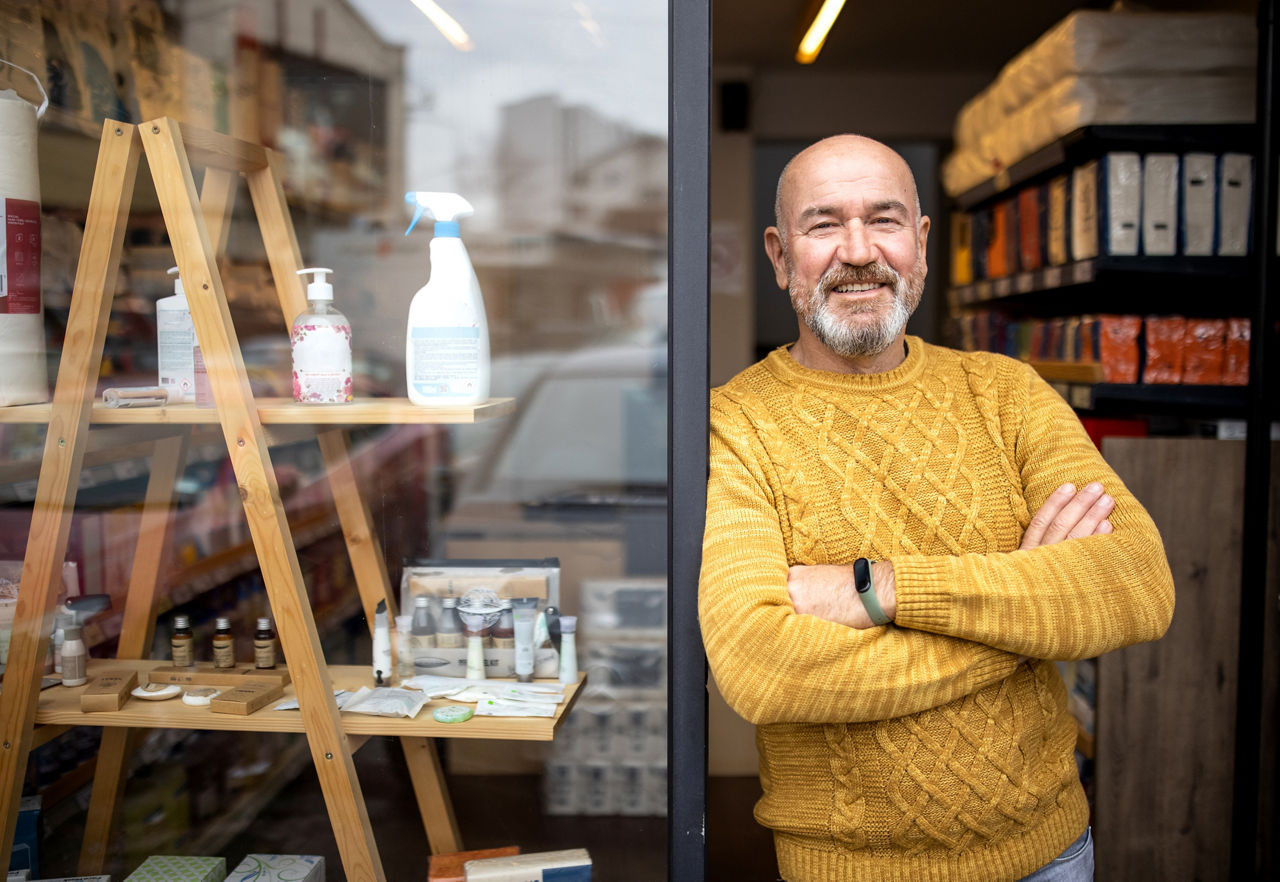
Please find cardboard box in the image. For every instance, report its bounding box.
[464,849,590,881]
[428,847,519,882]
[124,855,225,881]
[80,669,139,712]
[209,682,284,715]
[149,663,291,688]
[224,854,324,882]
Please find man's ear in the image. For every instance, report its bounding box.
[764,226,789,290]
[917,215,931,277]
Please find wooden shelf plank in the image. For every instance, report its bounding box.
[0,397,514,425]
[1029,361,1105,384]
[36,660,584,743]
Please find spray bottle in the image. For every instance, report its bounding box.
[403,192,490,406]
[292,268,352,404]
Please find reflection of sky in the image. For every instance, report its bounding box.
[348,0,667,201]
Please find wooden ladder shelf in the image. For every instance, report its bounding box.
[0,119,535,881]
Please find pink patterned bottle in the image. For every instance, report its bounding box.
[291,267,353,404]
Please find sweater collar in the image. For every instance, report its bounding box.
[764,336,929,393]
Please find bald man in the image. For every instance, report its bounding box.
[698,135,1174,881]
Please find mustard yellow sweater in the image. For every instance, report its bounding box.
[699,338,1174,882]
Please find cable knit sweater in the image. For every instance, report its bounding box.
[699,338,1174,882]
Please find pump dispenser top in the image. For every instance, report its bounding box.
[166,266,184,295]
[404,190,490,407]
[297,267,334,301]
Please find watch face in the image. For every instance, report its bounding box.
[856,583,870,594]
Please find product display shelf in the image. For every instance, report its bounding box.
[952,124,1255,211]
[34,660,585,741]
[0,397,514,425]
[0,118,522,882]
[949,255,1253,312]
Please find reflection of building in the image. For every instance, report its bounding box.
[485,95,668,352]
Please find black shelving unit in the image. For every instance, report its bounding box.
[948,27,1278,877]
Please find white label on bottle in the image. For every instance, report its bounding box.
[157,307,197,398]
[292,322,352,403]
[411,327,480,397]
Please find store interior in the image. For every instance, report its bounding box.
[0,0,1275,880]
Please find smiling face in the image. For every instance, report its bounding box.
[765,136,930,372]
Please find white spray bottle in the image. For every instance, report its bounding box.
[404,192,490,406]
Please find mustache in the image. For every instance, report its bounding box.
[817,262,900,294]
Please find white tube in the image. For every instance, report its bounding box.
[465,633,487,680]
[513,606,536,683]
[372,600,392,685]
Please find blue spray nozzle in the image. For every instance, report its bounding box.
[404,191,475,236]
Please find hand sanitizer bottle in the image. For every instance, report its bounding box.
[291,267,352,404]
[404,192,490,406]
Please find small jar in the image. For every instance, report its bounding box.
[171,614,194,667]
[491,599,516,649]
[254,617,277,669]
[212,616,235,668]
[61,624,88,687]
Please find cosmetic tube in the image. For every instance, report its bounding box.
[558,616,578,685]
[513,604,536,683]
[372,599,392,685]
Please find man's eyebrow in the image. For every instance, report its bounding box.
[797,205,839,222]
[868,199,910,215]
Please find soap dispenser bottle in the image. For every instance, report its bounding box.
[157,266,201,402]
[291,267,352,404]
[403,192,490,406]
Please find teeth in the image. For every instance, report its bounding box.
[834,283,880,293]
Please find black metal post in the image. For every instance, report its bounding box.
[1231,1,1277,878]
[668,0,711,880]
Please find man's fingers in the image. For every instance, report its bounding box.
[1021,483,1075,550]
[1066,492,1115,540]
[1042,482,1105,544]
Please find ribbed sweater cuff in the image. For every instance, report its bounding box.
[892,556,962,635]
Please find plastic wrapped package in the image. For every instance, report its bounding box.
[945,73,1255,196]
[954,10,1255,151]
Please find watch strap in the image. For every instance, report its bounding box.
[852,558,891,626]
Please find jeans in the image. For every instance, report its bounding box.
[1018,827,1094,882]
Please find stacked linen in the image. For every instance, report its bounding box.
[944,10,1256,197]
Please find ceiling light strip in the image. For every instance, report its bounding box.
[796,0,848,64]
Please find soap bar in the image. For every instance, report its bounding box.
[464,849,591,881]
[149,662,291,687]
[80,670,139,712]
[124,855,225,881]
[209,682,284,715]
[427,846,519,882]
[223,854,324,882]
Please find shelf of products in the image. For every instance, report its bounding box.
[952,124,1256,211]
[36,659,584,741]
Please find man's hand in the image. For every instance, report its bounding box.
[1021,482,1114,549]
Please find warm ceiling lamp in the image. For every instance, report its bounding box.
[796,0,847,64]
[409,0,474,51]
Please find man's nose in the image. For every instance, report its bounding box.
[834,219,874,266]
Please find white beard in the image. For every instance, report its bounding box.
[788,258,924,359]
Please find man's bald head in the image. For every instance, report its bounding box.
[773,135,922,236]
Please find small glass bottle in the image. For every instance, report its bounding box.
[254,617,277,669]
[410,595,436,670]
[171,614,194,667]
[558,615,578,685]
[212,616,235,669]
[491,599,516,649]
[61,624,88,687]
[435,597,465,649]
